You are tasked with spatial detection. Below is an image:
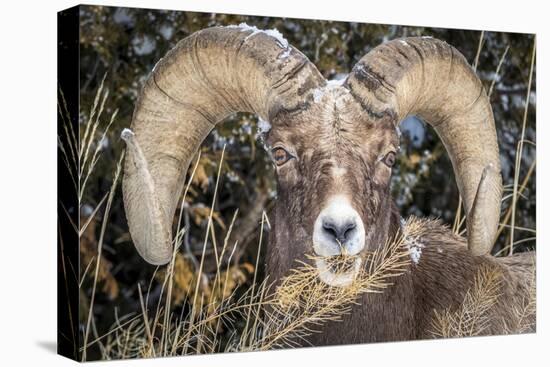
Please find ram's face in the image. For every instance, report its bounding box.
[265,87,399,286]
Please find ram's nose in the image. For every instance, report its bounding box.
[313,195,366,257]
[322,219,357,247]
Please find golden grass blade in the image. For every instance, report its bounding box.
[78,193,108,237]
[497,159,536,240]
[80,74,106,162]
[79,255,95,288]
[81,152,125,361]
[137,283,155,357]
[472,30,485,71]
[488,46,510,97]
[240,210,267,348]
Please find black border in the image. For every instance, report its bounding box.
[57,5,80,361]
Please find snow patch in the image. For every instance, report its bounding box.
[395,125,402,139]
[326,77,346,88]
[121,128,135,141]
[312,74,348,103]
[353,63,366,73]
[260,29,289,49]
[257,117,272,134]
[279,48,291,59]
[399,39,409,47]
[255,118,271,151]
[406,236,425,265]
[313,88,324,103]
[227,23,291,57]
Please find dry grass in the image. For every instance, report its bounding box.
[429,263,536,338]
[510,266,536,334]
[430,265,503,338]
[58,75,123,361]
[83,215,413,358]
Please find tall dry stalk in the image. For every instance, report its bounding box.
[509,38,536,255]
[77,74,119,202]
[57,88,78,191]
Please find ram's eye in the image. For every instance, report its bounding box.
[382,151,396,167]
[272,147,292,166]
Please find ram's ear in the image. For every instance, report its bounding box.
[122,26,325,265]
[346,37,502,256]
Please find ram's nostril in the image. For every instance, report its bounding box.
[341,222,356,241]
[322,221,338,239]
[322,219,357,243]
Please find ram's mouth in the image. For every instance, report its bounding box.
[315,255,362,287]
[324,255,358,273]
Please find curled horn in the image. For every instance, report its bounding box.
[346,37,502,256]
[122,26,324,265]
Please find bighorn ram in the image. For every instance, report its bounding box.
[121,25,535,345]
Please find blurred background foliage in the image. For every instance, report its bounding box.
[75,5,536,356]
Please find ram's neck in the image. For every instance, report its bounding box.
[306,272,417,345]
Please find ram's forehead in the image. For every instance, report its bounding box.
[268,89,399,149]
